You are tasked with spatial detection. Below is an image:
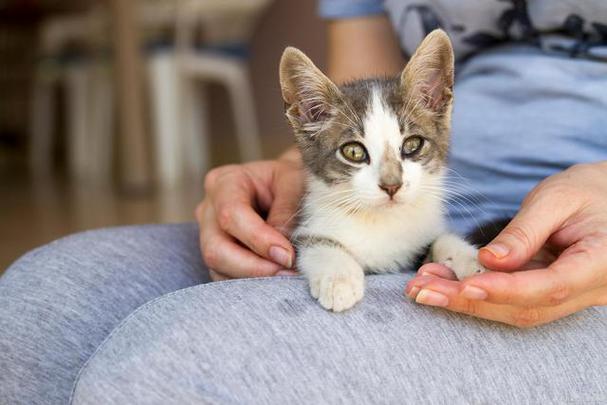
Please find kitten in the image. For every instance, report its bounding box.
[279,30,486,312]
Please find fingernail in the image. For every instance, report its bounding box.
[415,289,449,307]
[482,243,510,259]
[276,270,298,276]
[461,285,488,300]
[269,246,293,268]
[407,286,420,298]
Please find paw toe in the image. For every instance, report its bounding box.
[309,279,321,299]
[332,283,357,312]
[316,274,363,312]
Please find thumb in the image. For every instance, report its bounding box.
[479,196,569,271]
[267,183,303,237]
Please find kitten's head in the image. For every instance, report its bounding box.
[279,30,454,211]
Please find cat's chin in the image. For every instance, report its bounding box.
[379,193,415,206]
[375,199,403,209]
[356,198,408,214]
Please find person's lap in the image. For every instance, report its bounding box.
[2,223,607,405]
[70,272,607,404]
[0,223,208,405]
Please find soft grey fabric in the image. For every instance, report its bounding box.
[0,223,208,405]
[2,223,607,405]
[71,275,607,405]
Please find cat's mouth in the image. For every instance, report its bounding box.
[378,198,405,208]
[363,195,408,210]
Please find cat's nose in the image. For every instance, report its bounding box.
[379,182,402,198]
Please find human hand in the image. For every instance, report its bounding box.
[195,149,304,281]
[406,162,607,327]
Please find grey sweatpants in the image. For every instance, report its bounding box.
[1,223,606,405]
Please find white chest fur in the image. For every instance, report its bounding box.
[293,186,445,273]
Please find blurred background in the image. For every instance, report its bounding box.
[0,0,327,270]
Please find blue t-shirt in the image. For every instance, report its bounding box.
[318,0,607,235]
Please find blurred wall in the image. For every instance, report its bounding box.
[208,0,327,163]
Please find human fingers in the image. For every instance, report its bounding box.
[207,168,295,268]
[405,275,598,327]
[198,202,284,278]
[266,168,304,236]
[464,233,607,307]
[417,263,458,280]
[479,185,576,271]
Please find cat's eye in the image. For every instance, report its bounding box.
[340,142,368,163]
[402,136,425,158]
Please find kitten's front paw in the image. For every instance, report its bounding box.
[445,251,487,280]
[310,272,364,312]
[432,234,488,280]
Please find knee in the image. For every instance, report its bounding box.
[1,223,200,286]
[4,227,134,279]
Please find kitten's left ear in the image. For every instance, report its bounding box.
[279,47,342,131]
[401,29,454,115]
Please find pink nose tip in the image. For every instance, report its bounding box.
[379,183,402,198]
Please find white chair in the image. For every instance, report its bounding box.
[29,12,114,183]
[30,0,270,186]
[148,0,270,186]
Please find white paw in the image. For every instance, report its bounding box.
[432,233,488,280]
[444,251,487,280]
[310,272,364,312]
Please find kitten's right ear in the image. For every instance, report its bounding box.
[279,47,341,132]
